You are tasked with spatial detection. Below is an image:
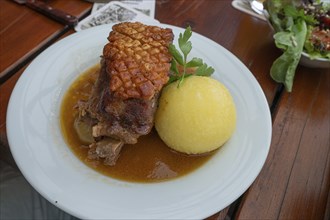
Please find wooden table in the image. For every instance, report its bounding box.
[1,0,329,219]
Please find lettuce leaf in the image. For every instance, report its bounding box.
[265,0,285,32]
[265,0,317,92]
[270,20,307,92]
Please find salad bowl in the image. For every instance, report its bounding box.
[300,52,330,68]
[263,0,330,91]
[264,0,330,69]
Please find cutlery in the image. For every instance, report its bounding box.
[231,0,266,21]
[249,0,264,15]
[12,0,78,26]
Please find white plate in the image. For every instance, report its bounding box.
[7,23,272,219]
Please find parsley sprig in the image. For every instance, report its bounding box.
[168,26,215,87]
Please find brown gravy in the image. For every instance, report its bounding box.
[60,65,216,183]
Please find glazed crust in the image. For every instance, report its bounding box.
[103,22,174,100]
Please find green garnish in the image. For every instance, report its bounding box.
[168,26,215,87]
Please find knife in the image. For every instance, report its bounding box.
[13,0,78,27]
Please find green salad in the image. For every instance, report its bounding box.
[265,0,330,92]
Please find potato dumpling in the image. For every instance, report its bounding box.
[155,76,236,154]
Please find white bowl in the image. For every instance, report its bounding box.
[262,5,330,69]
[300,52,330,68]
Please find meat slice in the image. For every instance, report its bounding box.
[79,22,174,165]
[88,138,124,166]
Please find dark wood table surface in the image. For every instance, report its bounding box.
[0,0,329,219]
